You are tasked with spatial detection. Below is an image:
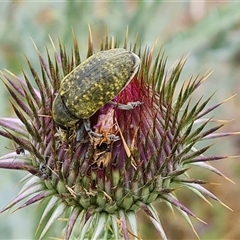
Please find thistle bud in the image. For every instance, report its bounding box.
[0,31,237,240]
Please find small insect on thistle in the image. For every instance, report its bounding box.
[39,162,49,180]
[16,146,25,155]
[5,144,25,155]
[52,48,141,139]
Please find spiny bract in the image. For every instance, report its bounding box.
[0,30,237,240]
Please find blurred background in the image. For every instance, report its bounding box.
[0,1,240,239]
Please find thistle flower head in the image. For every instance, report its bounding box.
[0,30,236,239]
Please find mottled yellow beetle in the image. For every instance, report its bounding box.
[52,48,140,136]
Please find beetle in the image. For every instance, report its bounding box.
[52,48,141,138]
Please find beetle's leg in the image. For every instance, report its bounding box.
[107,134,120,141]
[83,119,102,138]
[82,119,119,141]
[109,101,143,110]
[76,121,88,142]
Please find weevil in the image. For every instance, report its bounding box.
[52,48,141,138]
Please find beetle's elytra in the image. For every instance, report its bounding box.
[52,48,140,127]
